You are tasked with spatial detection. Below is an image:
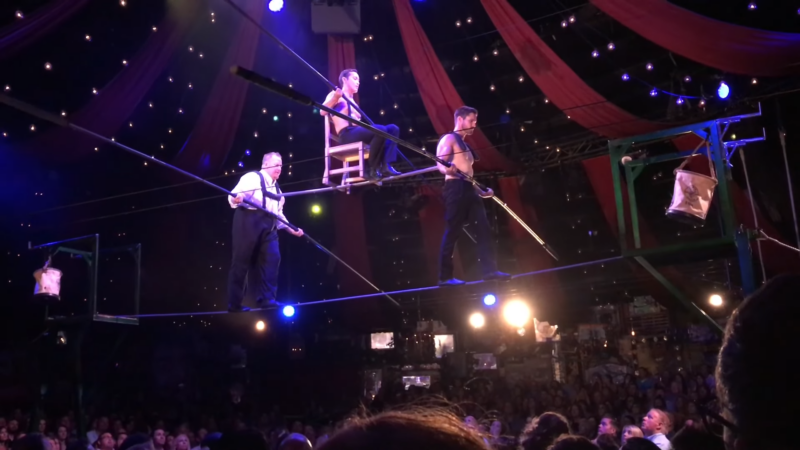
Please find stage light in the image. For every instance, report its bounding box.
[650,89,658,97]
[268,0,283,12]
[717,81,730,99]
[469,312,485,328]
[273,115,279,122]
[591,50,599,58]
[255,320,266,331]
[483,294,497,306]
[245,149,251,156]
[311,204,321,215]
[238,161,244,168]
[282,305,295,317]
[709,294,723,307]
[621,73,630,81]
[503,300,531,328]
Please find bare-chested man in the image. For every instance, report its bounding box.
[436,106,510,286]
[321,68,400,180]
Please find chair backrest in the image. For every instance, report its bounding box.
[324,117,331,152]
[324,116,342,151]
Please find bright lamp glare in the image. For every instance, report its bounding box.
[469,312,485,328]
[503,300,531,328]
[268,0,283,12]
[709,294,724,307]
[311,204,321,215]
[255,320,266,331]
[282,305,295,317]
[483,294,497,306]
[717,82,730,99]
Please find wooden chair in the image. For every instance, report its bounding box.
[322,118,369,187]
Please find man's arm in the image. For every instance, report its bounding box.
[320,89,343,116]
[436,134,458,176]
[228,173,259,208]
[275,196,288,229]
[276,196,304,236]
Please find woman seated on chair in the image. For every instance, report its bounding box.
[321,68,400,180]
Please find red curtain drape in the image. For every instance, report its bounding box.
[591,0,800,77]
[392,0,516,173]
[327,35,374,297]
[0,0,91,61]
[23,0,200,160]
[394,0,555,282]
[481,0,660,140]
[175,0,264,175]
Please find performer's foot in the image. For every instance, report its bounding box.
[439,278,466,287]
[228,305,251,313]
[483,271,512,282]
[382,164,402,177]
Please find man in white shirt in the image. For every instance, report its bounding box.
[227,152,303,312]
[642,408,672,450]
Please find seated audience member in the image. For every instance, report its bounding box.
[621,437,661,450]
[11,435,47,450]
[641,409,671,450]
[276,433,312,450]
[119,434,153,450]
[519,412,571,450]
[594,434,618,450]
[622,425,644,446]
[548,435,599,450]
[716,274,800,450]
[217,430,267,450]
[315,409,487,450]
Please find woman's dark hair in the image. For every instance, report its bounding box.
[620,437,660,450]
[520,412,571,450]
[670,426,724,450]
[549,435,599,450]
[717,274,800,449]
[316,409,486,450]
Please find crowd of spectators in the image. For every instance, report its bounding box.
[1,274,798,450]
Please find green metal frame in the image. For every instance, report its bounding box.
[607,111,764,333]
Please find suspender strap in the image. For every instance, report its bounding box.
[441,132,480,161]
[255,171,268,209]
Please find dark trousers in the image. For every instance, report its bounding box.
[339,123,399,170]
[227,208,280,308]
[439,179,497,280]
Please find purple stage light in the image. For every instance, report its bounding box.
[268,0,283,12]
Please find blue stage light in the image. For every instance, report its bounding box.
[282,305,295,317]
[237,161,244,168]
[717,81,730,99]
[245,149,251,156]
[268,0,283,12]
[483,294,497,306]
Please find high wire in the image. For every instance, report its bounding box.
[0,93,401,308]
[116,256,625,319]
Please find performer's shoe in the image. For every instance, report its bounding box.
[365,167,382,181]
[256,298,279,308]
[438,278,466,287]
[483,270,512,282]
[228,305,251,313]
[382,164,402,177]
